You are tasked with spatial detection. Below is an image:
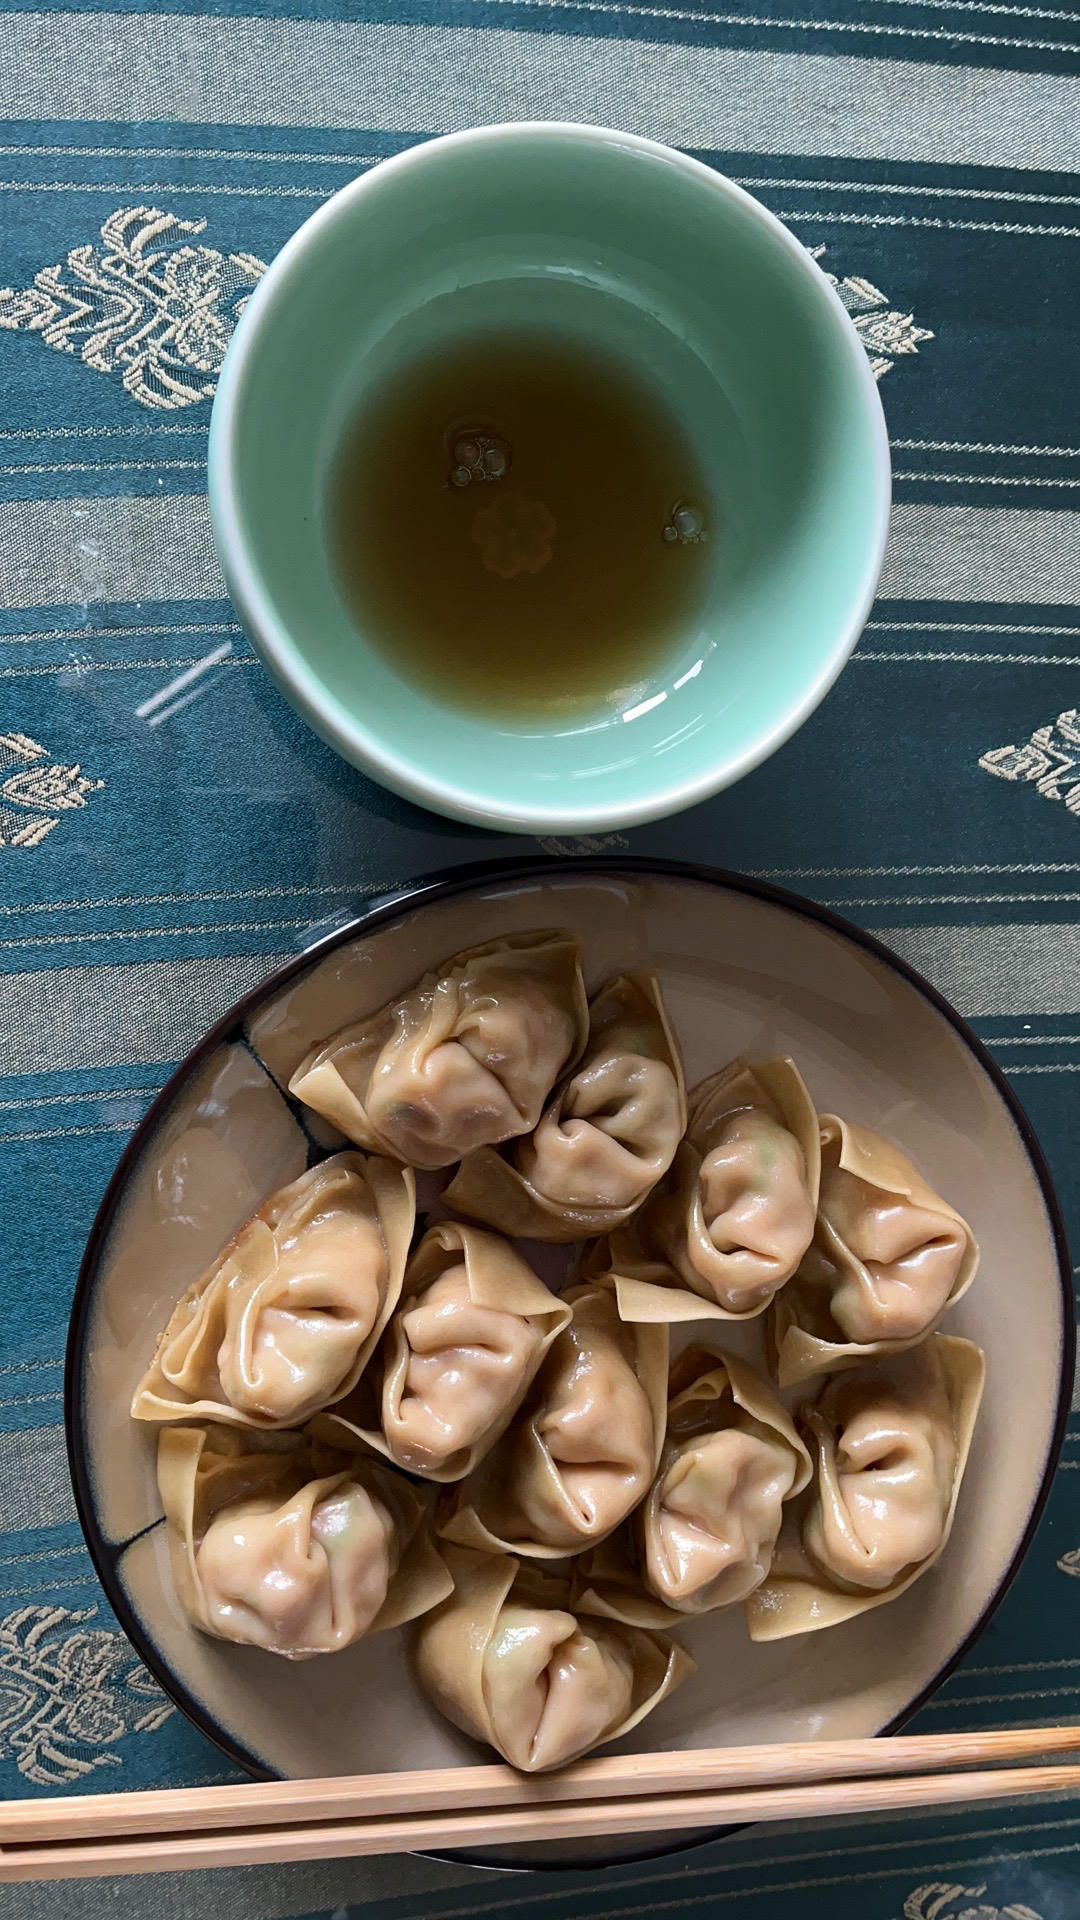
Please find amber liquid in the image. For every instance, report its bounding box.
[330,327,714,722]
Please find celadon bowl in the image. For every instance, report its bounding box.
[208,125,890,832]
[68,860,1071,1872]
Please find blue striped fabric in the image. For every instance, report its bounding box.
[0,6,1078,1915]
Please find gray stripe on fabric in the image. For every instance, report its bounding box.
[0,495,219,611]
[0,1426,75,1531]
[1,15,1080,172]
[880,923,1080,1019]
[881,505,1080,605]
[0,1854,479,1920]
[1,931,1077,1082]
[7,494,1080,613]
[0,955,289,1076]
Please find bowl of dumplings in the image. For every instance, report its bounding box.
[67,858,1072,1870]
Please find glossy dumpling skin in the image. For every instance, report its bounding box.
[131,1152,415,1428]
[594,1057,821,1324]
[157,1424,451,1657]
[414,1544,692,1771]
[770,1115,979,1388]
[313,1222,571,1481]
[288,932,589,1171]
[445,972,686,1241]
[745,1334,985,1641]
[576,1347,811,1626]
[436,1279,667,1558]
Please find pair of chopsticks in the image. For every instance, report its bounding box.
[2,1726,1079,1883]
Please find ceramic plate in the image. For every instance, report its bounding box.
[66,859,1073,1871]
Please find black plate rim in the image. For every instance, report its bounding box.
[64,853,1075,1875]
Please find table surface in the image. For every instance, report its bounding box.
[1,3,1079,1914]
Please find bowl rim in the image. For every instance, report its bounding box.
[207,122,892,833]
[65,854,1073,1871]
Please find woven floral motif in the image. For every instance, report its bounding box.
[0,1605,172,1787]
[903,1886,1043,1920]
[810,247,933,377]
[0,207,266,410]
[0,731,103,849]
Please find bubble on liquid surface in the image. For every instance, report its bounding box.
[446,426,511,488]
[663,499,709,545]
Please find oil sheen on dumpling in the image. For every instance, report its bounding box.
[675,1060,819,1312]
[644,1350,810,1611]
[770,1115,979,1387]
[445,972,686,1240]
[436,1280,667,1556]
[157,1425,451,1657]
[393,1268,540,1468]
[597,1057,820,1324]
[131,1153,414,1428]
[288,932,588,1170]
[804,1362,956,1591]
[574,1348,810,1626]
[745,1335,985,1640]
[413,1545,692,1771]
[313,1222,570,1481]
[196,1476,395,1653]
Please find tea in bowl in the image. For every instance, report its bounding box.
[208,123,890,832]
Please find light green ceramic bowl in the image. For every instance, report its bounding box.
[208,123,890,832]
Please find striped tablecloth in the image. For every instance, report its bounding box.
[1,4,1079,1915]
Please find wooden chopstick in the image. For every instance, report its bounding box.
[1,1755,1079,1883]
[4,1724,1079,1845]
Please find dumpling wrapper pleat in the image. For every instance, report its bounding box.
[436,1278,667,1558]
[287,932,588,1171]
[312,1221,571,1481]
[770,1115,979,1388]
[745,1333,985,1641]
[590,1057,820,1324]
[413,1543,693,1771]
[574,1347,810,1627]
[132,1152,414,1428]
[157,1423,451,1656]
[445,972,686,1241]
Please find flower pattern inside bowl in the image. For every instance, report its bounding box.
[470,489,556,579]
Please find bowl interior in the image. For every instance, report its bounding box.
[210,127,887,826]
[71,867,1068,1870]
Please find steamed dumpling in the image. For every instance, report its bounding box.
[771,1115,979,1386]
[131,1153,414,1428]
[314,1222,571,1480]
[576,1347,810,1625]
[806,1384,950,1593]
[414,1544,692,1771]
[445,973,686,1241]
[157,1424,451,1657]
[596,1057,820,1323]
[288,932,588,1170]
[436,1279,667,1557]
[746,1334,985,1640]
